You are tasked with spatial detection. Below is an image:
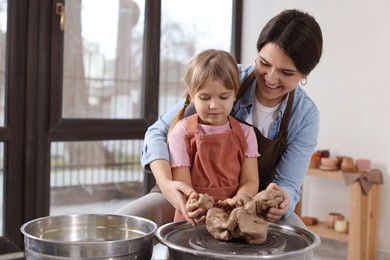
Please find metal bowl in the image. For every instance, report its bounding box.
[156,221,321,260]
[21,214,157,260]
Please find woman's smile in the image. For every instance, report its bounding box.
[255,43,303,107]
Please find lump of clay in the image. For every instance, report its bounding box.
[254,189,284,214]
[203,191,284,245]
[206,207,231,241]
[187,193,214,218]
[226,193,268,244]
[205,192,269,244]
[197,193,214,212]
[228,208,268,244]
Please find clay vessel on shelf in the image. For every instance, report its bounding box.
[334,219,349,233]
[326,212,345,229]
[355,159,371,173]
[340,157,356,172]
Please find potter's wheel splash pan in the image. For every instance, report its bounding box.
[156,221,320,260]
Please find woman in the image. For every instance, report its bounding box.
[116,9,323,228]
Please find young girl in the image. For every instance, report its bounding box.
[168,49,260,224]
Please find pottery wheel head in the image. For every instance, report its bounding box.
[189,226,286,255]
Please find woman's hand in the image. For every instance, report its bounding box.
[264,183,290,222]
[162,180,196,223]
[150,160,195,225]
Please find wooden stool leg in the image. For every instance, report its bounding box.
[348,183,380,260]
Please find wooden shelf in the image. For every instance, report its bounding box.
[306,221,348,242]
[302,167,381,260]
[307,168,344,180]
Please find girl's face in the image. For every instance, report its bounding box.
[191,79,235,126]
[255,42,304,107]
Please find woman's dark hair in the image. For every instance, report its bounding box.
[256,9,323,75]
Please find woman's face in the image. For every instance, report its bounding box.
[255,42,304,107]
[191,79,235,126]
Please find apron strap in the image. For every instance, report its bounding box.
[185,114,198,135]
[280,89,295,132]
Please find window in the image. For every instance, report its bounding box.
[49,0,237,217]
[159,0,233,114]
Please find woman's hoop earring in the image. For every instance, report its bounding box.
[301,77,307,86]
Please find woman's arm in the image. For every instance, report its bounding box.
[140,101,196,223]
[172,167,204,226]
[273,94,320,220]
[150,160,195,225]
[141,102,187,172]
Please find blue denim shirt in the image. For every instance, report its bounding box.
[141,64,319,219]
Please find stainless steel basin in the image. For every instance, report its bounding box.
[21,214,157,259]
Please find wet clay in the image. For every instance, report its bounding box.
[254,189,284,217]
[205,190,283,244]
[187,193,215,218]
[196,193,214,212]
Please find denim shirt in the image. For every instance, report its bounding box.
[141,64,319,219]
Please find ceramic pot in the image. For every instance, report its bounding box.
[356,159,371,173]
[340,157,356,172]
[326,213,345,229]
[334,219,349,233]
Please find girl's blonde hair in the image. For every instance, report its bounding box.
[168,49,240,143]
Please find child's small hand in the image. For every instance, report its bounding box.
[185,192,206,226]
[217,198,236,211]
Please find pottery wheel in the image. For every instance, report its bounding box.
[189,227,286,255]
[156,221,320,259]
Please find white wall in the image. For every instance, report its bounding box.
[242,0,390,254]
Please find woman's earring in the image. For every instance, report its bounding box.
[301,76,307,86]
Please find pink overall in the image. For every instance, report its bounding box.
[174,114,248,221]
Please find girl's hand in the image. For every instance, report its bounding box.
[185,192,206,225]
[216,198,236,211]
[264,183,289,222]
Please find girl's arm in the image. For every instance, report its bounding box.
[237,157,259,196]
[236,124,260,197]
[218,157,258,210]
